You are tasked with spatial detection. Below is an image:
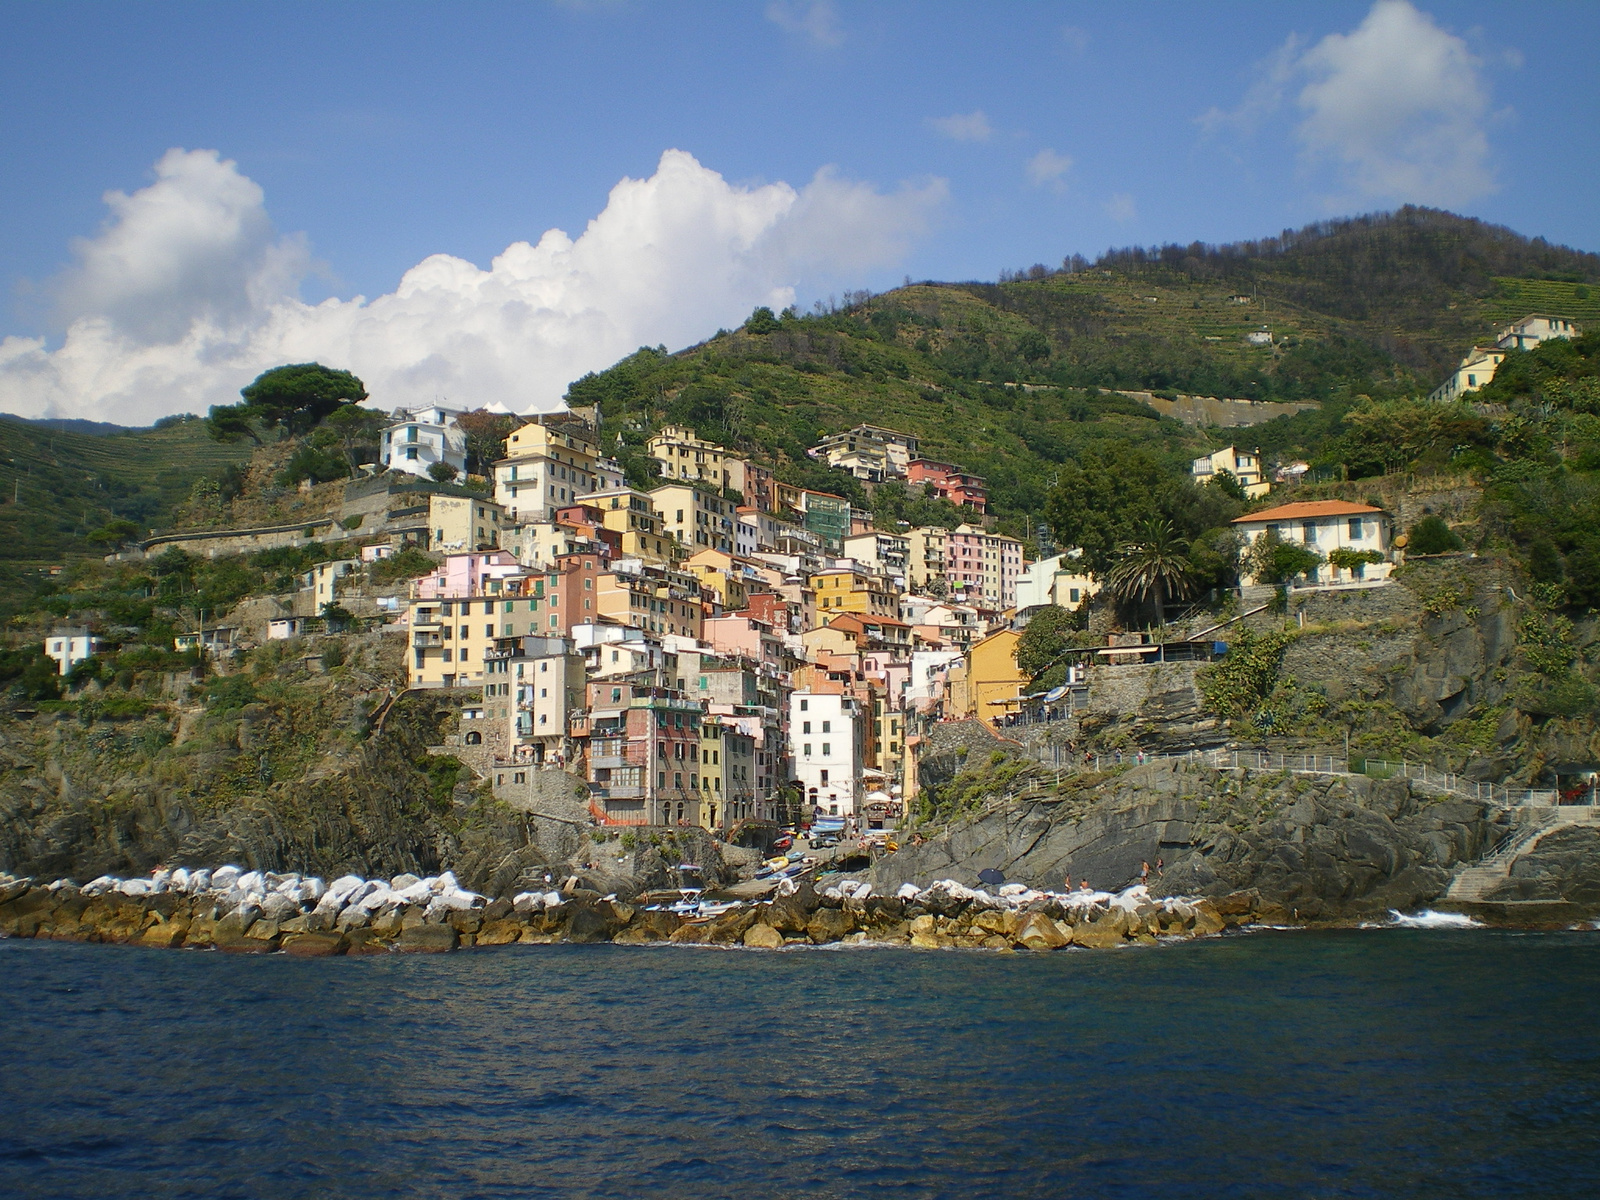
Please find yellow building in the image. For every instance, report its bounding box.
[649,424,736,489]
[905,526,949,591]
[494,417,600,521]
[809,566,897,618]
[683,548,750,611]
[428,495,504,552]
[580,487,677,564]
[966,628,1027,731]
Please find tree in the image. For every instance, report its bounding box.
[744,306,780,335]
[456,410,519,475]
[321,602,355,632]
[319,404,386,476]
[1246,529,1322,585]
[1014,605,1083,680]
[1043,445,1170,575]
[428,461,460,484]
[1106,518,1197,625]
[204,402,263,445]
[239,363,368,436]
[87,518,143,548]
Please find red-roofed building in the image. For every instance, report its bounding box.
[1232,501,1394,587]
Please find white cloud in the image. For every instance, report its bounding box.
[765,0,843,47]
[1198,1,1495,206]
[0,148,945,424]
[1296,0,1493,204]
[1104,193,1137,223]
[1026,149,1073,192]
[929,110,993,143]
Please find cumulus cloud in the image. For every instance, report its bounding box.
[1026,149,1073,192]
[929,111,993,143]
[765,0,843,47]
[0,148,944,424]
[1296,0,1492,203]
[1198,1,1495,206]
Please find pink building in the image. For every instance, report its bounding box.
[413,551,527,599]
[702,613,785,671]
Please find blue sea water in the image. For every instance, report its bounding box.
[2,930,1598,1200]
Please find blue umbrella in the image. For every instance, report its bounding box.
[977,868,1005,888]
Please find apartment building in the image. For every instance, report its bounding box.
[428,494,504,551]
[480,634,584,765]
[810,565,898,619]
[574,681,707,826]
[493,416,600,521]
[904,526,949,591]
[790,690,866,818]
[650,483,736,553]
[908,459,987,512]
[648,424,742,490]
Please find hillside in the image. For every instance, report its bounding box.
[0,415,251,570]
[569,208,1599,543]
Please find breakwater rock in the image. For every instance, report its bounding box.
[874,760,1503,921]
[0,868,1258,954]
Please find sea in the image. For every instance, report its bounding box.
[2,928,1598,1200]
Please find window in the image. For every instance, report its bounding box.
[1348,518,1364,539]
[803,743,811,756]
[442,649,452,662]
[822,743,831,756]
[405,446,419,461]
[799,698,808,712]
[802,721,811,734]
[821,720,831,733]
[820,769,829,784]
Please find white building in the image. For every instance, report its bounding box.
[1232,500,1394,588]
[44,626,101,674]
[790,691,865,818]
[842,531,910,585]
[1191,446,1270,499]
[380,405,469,480]
[1014,554,1100,612]
[487,635,585,766]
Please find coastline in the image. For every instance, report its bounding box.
[5,866,1592,956]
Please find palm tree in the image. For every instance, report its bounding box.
[1107,518,1196,627]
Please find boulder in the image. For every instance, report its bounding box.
[475,918,526,947]
[806,907,856,944]
[1071,908,1129,949]
[760,898,810,935]
[1191,900,1226,936]
[398,923,458,953]
[566,901,620,944]
[709,908,761,945]
[669,921,713,944]
[1015,913,1071,951]
[344,927,394,955]
[281,932,347,957]
[743,923,785,949]
[138,918,189,948]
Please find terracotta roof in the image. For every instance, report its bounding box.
[1232,500,1383,524]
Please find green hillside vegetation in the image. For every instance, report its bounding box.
[0,414,252,570]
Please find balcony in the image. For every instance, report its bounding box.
[413,633,442,648]
[589,784,645,801]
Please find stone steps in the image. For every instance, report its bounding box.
[1444,807,1600,901]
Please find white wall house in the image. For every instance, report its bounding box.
[1014,554,1100,612]
[1232,501,1393,588]
[789,691,864,818]
[1191,446,1270,499]
[45,626,101,674]
[380,405,469,480]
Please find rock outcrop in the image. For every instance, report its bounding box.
[870,759,1504,921]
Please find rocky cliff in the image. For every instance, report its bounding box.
[877,757,1508,921]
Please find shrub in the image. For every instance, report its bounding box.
[1200,628,1294,718]
[1407,515,1462,555]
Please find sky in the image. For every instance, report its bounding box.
[0,0,1596,425]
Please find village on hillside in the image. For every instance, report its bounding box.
[34,308,1588,842]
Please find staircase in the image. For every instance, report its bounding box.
[1444,806,1600,902]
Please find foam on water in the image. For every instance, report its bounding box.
[1388,908,1485,929]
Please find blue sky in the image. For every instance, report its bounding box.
[1,0,1595,423]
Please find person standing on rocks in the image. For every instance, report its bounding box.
[1140,861,1150,886]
